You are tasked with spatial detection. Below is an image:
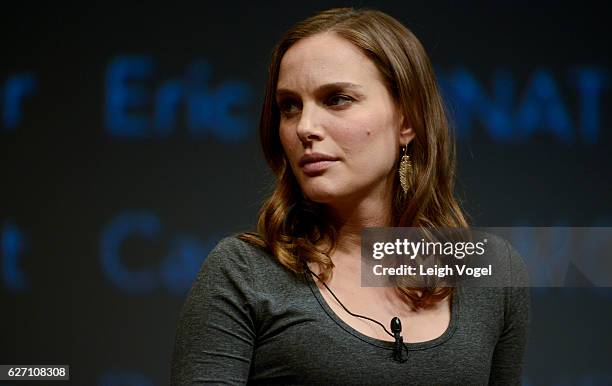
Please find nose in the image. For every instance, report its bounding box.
[295,102,324,144]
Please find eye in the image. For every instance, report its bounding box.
[277,98,301,116]
[326,94,354,107]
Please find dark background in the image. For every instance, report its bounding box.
[1,1,611,385]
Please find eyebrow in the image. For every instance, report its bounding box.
[275,82,364,98]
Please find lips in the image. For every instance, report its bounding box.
[298,153,339,167]
[298,152,339,175]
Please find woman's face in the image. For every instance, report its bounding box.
[277,32,413,206]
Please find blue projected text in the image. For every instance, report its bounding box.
[1,73,37,131]
[105,56,253,141]
[0,221,29,292]
[439,67,609,143]
[99,211,218,295]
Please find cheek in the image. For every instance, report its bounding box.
[278,126,295,157]
[336,114,398,172]
[337,113,390,152]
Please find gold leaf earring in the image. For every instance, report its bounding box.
[399,145,412,194]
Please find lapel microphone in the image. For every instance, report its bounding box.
[306,266,409,363]
[391,317,408,363]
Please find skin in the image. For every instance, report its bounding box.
[276,32,450,343]
[277,31,414,240]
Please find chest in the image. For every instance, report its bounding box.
[248,278,502,385]
[249,292,496,386]
[314,280,452,343]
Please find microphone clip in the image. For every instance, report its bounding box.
[390,317,408,363]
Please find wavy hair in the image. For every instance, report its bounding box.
[238,7,468,310]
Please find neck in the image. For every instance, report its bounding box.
[324,175,394,258]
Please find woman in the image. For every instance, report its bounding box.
[171,7,530,385]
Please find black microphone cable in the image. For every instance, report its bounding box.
[305,265,409,363]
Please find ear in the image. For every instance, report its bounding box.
[398,114,415,147]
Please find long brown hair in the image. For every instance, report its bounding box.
[239,7,467,310]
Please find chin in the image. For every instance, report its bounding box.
[300,183,339,204]
[300,183,351,205]
[302,190,336,204]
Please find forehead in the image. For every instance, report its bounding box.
[277,32,383,90]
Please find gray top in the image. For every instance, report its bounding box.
[171,235,530,385]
